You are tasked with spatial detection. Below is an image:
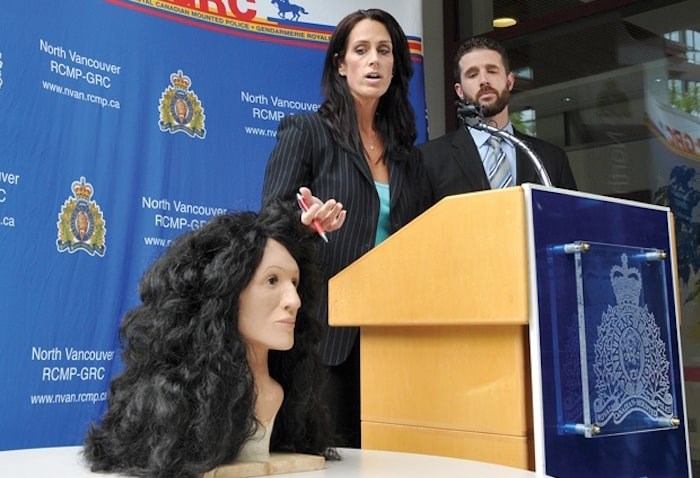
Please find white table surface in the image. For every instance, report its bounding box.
[0,446,551,477]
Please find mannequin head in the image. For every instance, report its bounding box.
[84,200,333,478]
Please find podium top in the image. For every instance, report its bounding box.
[329,187,529,327]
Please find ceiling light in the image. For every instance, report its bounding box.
[493,17,517,28]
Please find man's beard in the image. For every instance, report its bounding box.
[464,86,510,118]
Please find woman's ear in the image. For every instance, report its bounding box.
[334,52,346,77]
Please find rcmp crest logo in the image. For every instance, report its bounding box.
[56,177,106,256]
[158,70,206,138]
[592,253,673,427]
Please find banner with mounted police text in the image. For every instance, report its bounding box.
[0,0,425,450]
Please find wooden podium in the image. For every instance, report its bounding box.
[329,185,691,477]
[328,187,534,470]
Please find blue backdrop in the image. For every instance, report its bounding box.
[0,0,426,450]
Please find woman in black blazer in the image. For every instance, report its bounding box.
[262,9,428,448]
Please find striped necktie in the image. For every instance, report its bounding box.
[483,135,514,189]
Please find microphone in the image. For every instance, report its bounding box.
[455,100,484,126]
[455,100,553,187]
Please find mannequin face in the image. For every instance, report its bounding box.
[238,239,301,355]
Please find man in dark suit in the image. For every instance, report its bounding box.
[419,37,577,204]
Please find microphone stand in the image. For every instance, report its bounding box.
[457,103,553,188]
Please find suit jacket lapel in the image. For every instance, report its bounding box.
[514,130,540,185]
[347,147,375,186]
[388,158,403,209]
[452,127,489,190]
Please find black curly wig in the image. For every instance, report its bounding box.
[83,200,334,478]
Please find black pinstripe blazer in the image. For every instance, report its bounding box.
[262,113,428,366]
[418,126,578,204]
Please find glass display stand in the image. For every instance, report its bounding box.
[549,241,679,438]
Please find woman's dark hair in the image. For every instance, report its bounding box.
[319,8,417,160]
[83,200,333,478]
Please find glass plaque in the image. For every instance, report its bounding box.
[550,241,679,438]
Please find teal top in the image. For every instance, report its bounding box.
[374,181,391,246]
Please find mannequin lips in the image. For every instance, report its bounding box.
[276,318,296,328]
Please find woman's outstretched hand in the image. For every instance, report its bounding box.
[298,186,347,233]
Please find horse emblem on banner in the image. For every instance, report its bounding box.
[270,0,308,21]
[158,70,206,138]
[56,177,106,256]
[592,253,673,427]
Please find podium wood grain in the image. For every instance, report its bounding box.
[328,188,534,470]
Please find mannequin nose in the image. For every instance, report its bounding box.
[283,284,301,312]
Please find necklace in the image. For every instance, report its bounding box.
[362,129,378,152]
